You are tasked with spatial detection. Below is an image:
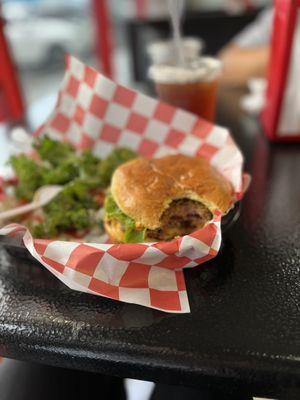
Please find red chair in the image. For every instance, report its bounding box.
[0,13,25,124]
[91,0,114,78]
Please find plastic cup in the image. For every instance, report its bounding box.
[149,57,222,122]
[147,37,203,65]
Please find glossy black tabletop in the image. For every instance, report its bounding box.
[0,89,299,399]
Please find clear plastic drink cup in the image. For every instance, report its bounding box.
[149,57,222,122]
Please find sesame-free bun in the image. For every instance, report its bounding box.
[110,154,232,230]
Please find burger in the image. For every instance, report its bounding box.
[104,154,232,243]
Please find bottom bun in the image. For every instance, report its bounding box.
[104,218,126,243]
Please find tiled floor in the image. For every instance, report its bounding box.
[0,359,126,400]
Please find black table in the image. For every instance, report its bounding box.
[0,89,299,399]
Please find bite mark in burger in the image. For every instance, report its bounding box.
[104,154,232,243]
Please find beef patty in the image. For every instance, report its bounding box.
[147,199,212,241]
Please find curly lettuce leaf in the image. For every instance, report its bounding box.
[124,229,146,243]
[9,155,47,200]
[79,150,100,177]
[34,135,75,167]
[104,194,146,243]
[42,160,79,185]
[97,148,137,187]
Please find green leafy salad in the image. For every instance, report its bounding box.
[9,135,137,239]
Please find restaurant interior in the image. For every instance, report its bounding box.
[0,0,299,399]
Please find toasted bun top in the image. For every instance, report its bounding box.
[111,154,232,230]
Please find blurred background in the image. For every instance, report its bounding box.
[0,0,272,130]
[0,2,291,400]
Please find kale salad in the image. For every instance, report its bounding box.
[5,135,136,241]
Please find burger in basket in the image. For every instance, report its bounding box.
[0,56,247,313]
[104,154,232,243]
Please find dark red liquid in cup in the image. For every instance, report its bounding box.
[154,79,218,122]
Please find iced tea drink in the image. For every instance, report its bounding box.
[149,57,222,122]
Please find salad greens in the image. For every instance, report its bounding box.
[97,148,137,188]
[9,135,137,238]
[43,159,79,186]
[32,179,97,238]
[104,194,146,243]
[34,135,74,167]
[10,155,48,201]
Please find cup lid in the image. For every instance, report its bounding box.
[149,57,222,84]
[147,37,203,56]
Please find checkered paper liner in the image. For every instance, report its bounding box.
[0,56,247,313]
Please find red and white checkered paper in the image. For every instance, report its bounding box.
[0,56,246,313]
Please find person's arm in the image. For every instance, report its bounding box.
[219,44,269,87]
[218,8,273,88]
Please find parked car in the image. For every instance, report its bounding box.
[3,2,93,68]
